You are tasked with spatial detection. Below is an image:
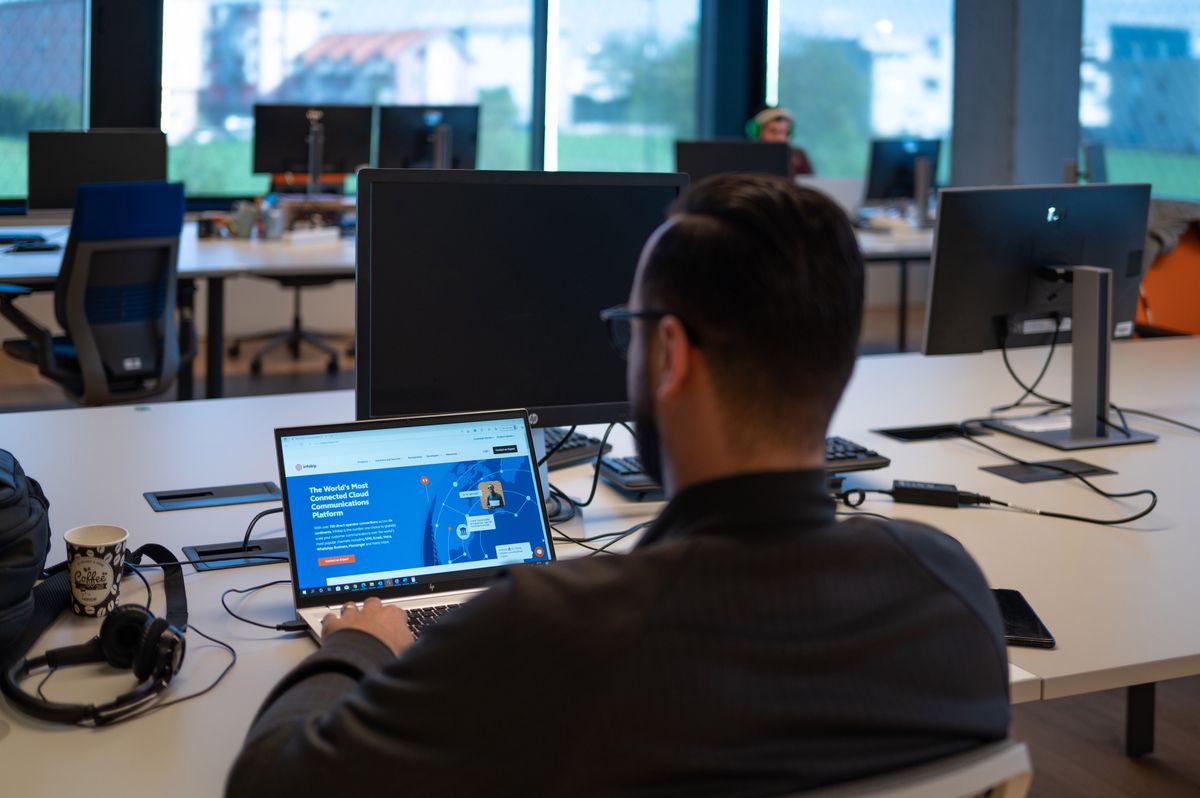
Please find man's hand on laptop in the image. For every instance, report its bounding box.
[322,597,414,656]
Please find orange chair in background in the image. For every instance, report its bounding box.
[1138,223,1200,336]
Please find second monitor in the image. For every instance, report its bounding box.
[356,169,688,426]
[864,138,941,202]
[377,105,479,170]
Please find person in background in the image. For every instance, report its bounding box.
[748,105,815,176]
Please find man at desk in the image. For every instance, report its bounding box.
[227,175,1009,796]
[748,105,815,176]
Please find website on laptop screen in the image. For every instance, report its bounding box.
[279,417,552,597]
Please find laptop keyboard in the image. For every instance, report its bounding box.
[406,603,460,638]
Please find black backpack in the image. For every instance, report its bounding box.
[0,448,57,667]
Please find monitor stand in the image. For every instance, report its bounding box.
[984,266,1156,450]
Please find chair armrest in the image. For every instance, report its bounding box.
[0,283,34,297]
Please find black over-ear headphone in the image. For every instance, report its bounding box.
[1,543,188,726]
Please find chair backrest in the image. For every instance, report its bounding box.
[57,181,185,405]
[784,740,1031,798]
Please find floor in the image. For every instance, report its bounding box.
[3,306,1198,795]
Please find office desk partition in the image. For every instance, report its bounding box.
[2,337,1196,793]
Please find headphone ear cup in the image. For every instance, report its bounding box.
[99,605,154,669]
[132,617,170,682]
[745,118,759,138]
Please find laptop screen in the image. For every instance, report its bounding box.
[277,412,554,603]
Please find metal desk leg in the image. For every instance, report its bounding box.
[176,279,196,401]
[206,276,225,399]
[1125,682,1155,757]
[897,258,909,352]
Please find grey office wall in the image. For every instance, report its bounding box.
[952,0,1083,186]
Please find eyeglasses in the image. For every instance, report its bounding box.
[599,305,701,358]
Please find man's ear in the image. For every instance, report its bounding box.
[654,315,692,401]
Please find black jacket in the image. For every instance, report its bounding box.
[227,469,1010,797]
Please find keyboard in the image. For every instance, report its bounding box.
[599,436,891,495]
[544,427,612,471]
[406,603,459,638]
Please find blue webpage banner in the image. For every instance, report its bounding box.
[283,427,551,591]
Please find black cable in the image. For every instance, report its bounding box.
[550,520,652,556]
[97,623,238,727]
[552,422,620,509]
[834,488,894,508]
[537,425,577,468]
[993,320,1067,413]
[126,561,153,609]
[35,666,55,702]
[545,491,576,523]
[995,327,1197,436]
[957,418,1157,526]
[1117,407,1200,435]
[220,579,308,632]
[836,509,893,522]
[242,506,284,551]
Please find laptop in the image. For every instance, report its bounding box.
[274,409,557,640]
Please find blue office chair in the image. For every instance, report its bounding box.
[0,182,193,405]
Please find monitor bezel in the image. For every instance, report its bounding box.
[355,167,689,426]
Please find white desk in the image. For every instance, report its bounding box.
[6,337,1196,793]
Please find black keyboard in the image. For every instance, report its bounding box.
[824,436,891,473]
[599,436,890,495]
[544,427,612,471]
[406,603,459,638]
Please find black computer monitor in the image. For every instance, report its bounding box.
[924,182,1154,449]
[673,140,790,183]
[252,103,372,174]
[864,138,941,201]
[27,129,167,211]
[356,169,689,426]
[377,105,479,169]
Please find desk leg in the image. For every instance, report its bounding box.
[1125,682,1155,757]
[176,279,196,401]
[206,276,225,399]
[897,258,909,353]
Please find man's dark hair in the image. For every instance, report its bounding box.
[640,173,864,445]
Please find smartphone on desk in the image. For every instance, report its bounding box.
[993,588,1056,649]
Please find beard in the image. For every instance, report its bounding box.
[631,360,665,487]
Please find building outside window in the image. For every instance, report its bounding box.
[552,0,699,172]
[774,0,953,183]
[162,0,533,196]
[1081,0,1200,199]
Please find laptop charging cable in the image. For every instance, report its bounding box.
[837,479,1155,526]
[221,579,309,633]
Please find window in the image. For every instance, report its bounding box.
[551,0,699,172]
[162,0,534,196]
[0,0,88,201]
[772,0,953,182]
[1081,0,1200,199]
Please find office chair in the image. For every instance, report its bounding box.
[0,182,193,405]
[783,740,1031,798]
[227,274,346,376]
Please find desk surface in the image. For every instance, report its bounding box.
[1,223,925,286]
[0,338,1195,795]
[0,222,356,285]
